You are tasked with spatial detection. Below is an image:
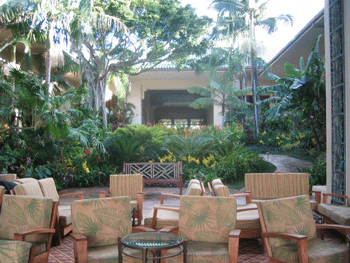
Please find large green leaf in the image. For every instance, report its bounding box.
[3,202,27,226]
[93,207,130,230]
[75,212,102,238]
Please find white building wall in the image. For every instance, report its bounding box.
[128,83,142,125]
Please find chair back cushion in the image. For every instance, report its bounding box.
[13,180,44,197]
[38,178,60,202]
[211,179,223,186]
[178,196,237,243]
[71,197,132,248]
[0,240,32,263]
[277,173,309,198]
[245,173,279,199]
[110,174,143,200]
[213,185,230,197]
[259,195,317,248]
[14,178,37,184]
[186,182,203,196]
[0,195,53,242]
[184,179,200,195]
[0,174,17,182]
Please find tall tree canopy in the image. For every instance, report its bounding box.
[210,0,293,136]
[65,0,212,128]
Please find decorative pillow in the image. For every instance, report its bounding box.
[179,196,237,243]
[259,195,317,248]
[72,197,132,248]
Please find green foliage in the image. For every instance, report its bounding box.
[214,145,276,183]
[305,154,326,190]
[259,36,326,151]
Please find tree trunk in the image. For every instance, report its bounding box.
[250,10,258,137]
[46,21,53,94]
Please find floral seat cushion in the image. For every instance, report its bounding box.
[272,238,349,263]
[72,197,132,248]
[0,240,32,263]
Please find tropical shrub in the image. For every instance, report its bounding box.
[306,154,326,190]
[214,145,276,183]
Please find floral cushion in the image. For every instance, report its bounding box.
[164,241,230,263]
[13,180,44,197]
[272,238,349,263]
[38,178,60,202]
[0,240,32,263]
[72,197,132,248]
[178,196,237,243]
[259,195,317,248]
[0,195,53,243]
[110,174,143,200]
[87,243,153,263]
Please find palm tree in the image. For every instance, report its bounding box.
[210,0,293,136]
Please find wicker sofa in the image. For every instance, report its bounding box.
[245,173,320,211]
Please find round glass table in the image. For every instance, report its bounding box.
[118,232,187,263]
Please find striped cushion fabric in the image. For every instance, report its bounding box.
[109,174,143,200]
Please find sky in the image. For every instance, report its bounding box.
[180,0,325,61]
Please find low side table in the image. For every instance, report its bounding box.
[118,232,187,263]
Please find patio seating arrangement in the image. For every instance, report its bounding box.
[0,195,58,263]
[245,173,320,211]
[100,173,144,226]
[160,195,241,262]
[144,179,205,229]
[13,178,84,245]
[258,195,350,262]
[208,179,261,239]
[316,192,350,231]
[70,196,154,263]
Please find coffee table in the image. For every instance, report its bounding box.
[118,232,187,263]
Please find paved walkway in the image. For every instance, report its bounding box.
[260,154,314,172]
